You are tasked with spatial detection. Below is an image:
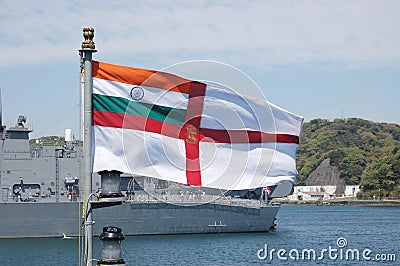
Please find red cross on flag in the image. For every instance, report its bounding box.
[92,61,303,190]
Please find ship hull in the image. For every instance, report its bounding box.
[0,202,279,238]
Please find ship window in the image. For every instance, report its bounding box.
[7,171,11,174]
[41,182,45,185]
[51,182,55,186]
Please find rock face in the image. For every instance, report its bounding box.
[306,158,345,195]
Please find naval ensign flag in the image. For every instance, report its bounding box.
[92,61,303,190]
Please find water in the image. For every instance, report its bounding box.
[0,205,398,265]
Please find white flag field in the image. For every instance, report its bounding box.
[92,61,303,190]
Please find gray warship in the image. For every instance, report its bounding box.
[0,114,287,238]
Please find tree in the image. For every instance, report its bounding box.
[296,118,400,196]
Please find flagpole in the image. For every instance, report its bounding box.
[79,27,97,266]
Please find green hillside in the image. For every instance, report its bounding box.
[296,118,400,198]
[29,136,83,147]
[29,136,65,146]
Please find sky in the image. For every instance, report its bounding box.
[0,0,399,138]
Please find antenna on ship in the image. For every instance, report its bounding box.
[0,89,2,126]
[0,89,5,137]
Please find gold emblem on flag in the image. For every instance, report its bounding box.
[186,125,198,144]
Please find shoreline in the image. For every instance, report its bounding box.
[272,199,400,206]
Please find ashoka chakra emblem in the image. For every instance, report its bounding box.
[130,86,144,101]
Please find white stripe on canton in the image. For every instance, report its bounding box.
[93,78,189,110]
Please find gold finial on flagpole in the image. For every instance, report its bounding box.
[81,28,95,49]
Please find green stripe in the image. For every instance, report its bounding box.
[93,94,187,125]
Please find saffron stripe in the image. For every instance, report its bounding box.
[93,61,195,94]
[199,128,299,144]
[93,110,182,139]
[93,94,187,126]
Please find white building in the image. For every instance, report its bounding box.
[344,185,360,197]
[287,185,360,201]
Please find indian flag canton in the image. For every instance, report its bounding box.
[92,61,303,190]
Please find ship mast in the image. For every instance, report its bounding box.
[79,27,97,266]
[0,89,2,127]
[0,89,5,137]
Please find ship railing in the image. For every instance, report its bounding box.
[127,194,263,209]
[2,150,31,153]
[3,157,32,160]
